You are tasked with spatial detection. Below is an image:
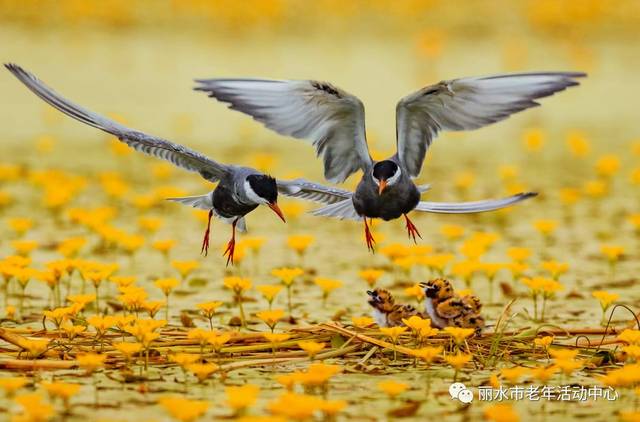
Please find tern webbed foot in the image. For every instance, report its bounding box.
[364,217,376,253]
[403,214,422,243]
[223,218,238,266]
[201,209,213,256]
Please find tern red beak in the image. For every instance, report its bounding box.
[268,202,286,223]
[378,179,388,195]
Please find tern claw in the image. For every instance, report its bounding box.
[223,218,238,266]
[201,209,213,256]
[404,214,422,244]
[364,217,376,253]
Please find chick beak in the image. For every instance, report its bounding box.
[378,179,388,195]
[268,202,286,223]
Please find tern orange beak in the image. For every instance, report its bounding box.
[378,179,388,195]
[268,202,286,223]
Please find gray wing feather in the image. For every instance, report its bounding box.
[396,72,586,177]
[166,194,212,210]
[277,178,352,205]
[415,192,537,214]
[310,198,362,221]
[194,78,372,183]
[6,63,230,182]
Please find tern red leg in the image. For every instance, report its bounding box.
[223,218,238,266]
[201,209,213,256]
[363,217,376,253]
[403,214,422,243]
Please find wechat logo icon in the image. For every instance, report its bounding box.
[449,382,473,404]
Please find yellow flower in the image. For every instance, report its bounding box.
[592,290,619,311]
[454,170,475,190]
[67,293,96,308]
[257,284,283,304]
[380,243,411,261]
[154,278,179,296]
[267,392,323,420]
[298,340,325,358]
[87,315,116,336]
[11,240,38,256]
[224,276,252,293]
[540,260,569,279]
[618,329,640,345]
[169,353,200,367]
[314,278,342,303]
[444,326,475,344]
[601,244,624,261]
[43,307,72,327]
[559,187,581,206]
[553,358,582,376]
[351,316,375,328]
[358,268,385,287]
[256,309,285,331]
[451,260,479,285]
[444,352,473,370]
[61,322,86,340]
[226,384,260,411]
[280,202,307,220]
[584,179,607,198]
[76,352,106,373]
[7,217,33,235]
[208,332,232,352]
[440,224,465,240]
[263,333,291,344]
[239,236,266,252]
[0,377,28,395]
[22,339,50,358]
[158,396,210,422]
[113,342,142,359]
[534,336,554,350]
[380,326,408,343]
[377,380,409,398]
[404,283,426,302]
[411,346,442,364]
[402,315,431,335]
[459,240,486,261]
[532,219,557,236]
[186,363,219,382]
[623,345,640,362]
[137,216,163,233]
[529,365,558,382]
[286,235,314,255]
[566,131,590,157]
[41,381,81,402]
[5,305,16,319]
[110,275,137,288]
[595,154,620,178]
[629,214,640,233]
[271,267,304,286]
[197,301,223,319]
[170,260,199,279]
[14,393,55,421]
[152,239,176,255]
[320,399,348,417]
[523,128,545,152]
[144,300,166,318]
[500,367,527,384]
[484,403,520,422]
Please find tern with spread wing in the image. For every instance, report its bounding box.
[5,64,353,264]
[195,72,585,251]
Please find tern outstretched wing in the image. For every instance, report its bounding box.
[414,192,537,213]
[396,72,586,177]
[195,78,372,183]
[6,63,230,183]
